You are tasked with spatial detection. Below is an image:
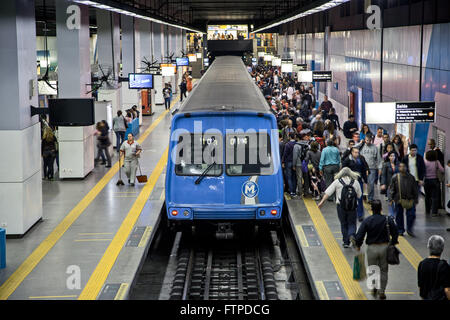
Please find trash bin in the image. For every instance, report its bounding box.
[0,228,5,269]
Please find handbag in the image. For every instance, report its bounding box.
[136,160,148,183]
[385,216,400,265]
[397,175,414,210]
[436,161,444,183]
[353,252,367,281]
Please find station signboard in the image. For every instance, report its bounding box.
[293,64,307,72]
[395,101,435,123]
[312,71,332,82]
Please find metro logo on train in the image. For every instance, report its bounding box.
[242,181,259,198]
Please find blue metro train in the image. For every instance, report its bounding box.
[165,56,283,231]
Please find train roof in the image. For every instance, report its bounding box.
[179,56,270,114]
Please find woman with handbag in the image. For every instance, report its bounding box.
[354,200,399,300]
[95,121,112,168]
[424,150,445,217]
[380,151,399,217]
[388,162,419,237]
[41,126,57,180]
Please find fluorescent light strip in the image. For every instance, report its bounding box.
[73,0,203,33]
[252,0,350,33]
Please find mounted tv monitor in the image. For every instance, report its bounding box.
[176,57,189,66]
[128,73,154,89]
[48,98,95,126]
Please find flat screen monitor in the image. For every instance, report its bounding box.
[128,73,153,89]
[48,98,95,126]
[176,57,189,66]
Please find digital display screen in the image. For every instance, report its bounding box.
[49,98,95,126]
[176,57,189,66]
[128,73,153,89]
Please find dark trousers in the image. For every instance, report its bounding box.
[323,164,340,200]
[424,178,440,214]
[395,203,416,234]
[337,204,357,245]
[284,162,297,194]
[115,131,125,152]
[164,97,171,109]
[180,90,187,101]
[43,156,55,179]
[96,145,111,166]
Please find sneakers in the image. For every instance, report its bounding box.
[343,243,350,248]
[349,236,357,248]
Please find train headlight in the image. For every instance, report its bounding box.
[183,210,189,216]
[271,209,277,216]
[171,210,178,216]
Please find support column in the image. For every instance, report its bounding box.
[96,9,122,118]
[56,1,95,179]
[152,22,162,63]
[0,0,42,235]
[121,15,141,123]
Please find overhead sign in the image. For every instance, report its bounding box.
[188,54,197,62]
[293,64,307,72]
[176,57,189,66]
[298,71,313,82]
[395,101,435,123]
[281,63,293,73]
[272,58,282,67]
[160,64,176,76]
[365,102,396,124]
[312,71,332,82]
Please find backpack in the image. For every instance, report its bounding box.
[294,142,308,163]
[339,178,358,211]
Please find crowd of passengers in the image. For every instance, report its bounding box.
[248,61,450,300]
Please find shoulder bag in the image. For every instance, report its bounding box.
[386,216,400,265]
[397,174,414,210]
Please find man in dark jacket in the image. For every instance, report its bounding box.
[282,132,298,197]
[343,114,358,139]
[389,162,419,237]
[354,200,399,300]
[402,144,425,190]
[342,147,369,221]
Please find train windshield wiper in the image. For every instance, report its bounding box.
[195,163,216,184]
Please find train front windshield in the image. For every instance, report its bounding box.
[174,132,274,177]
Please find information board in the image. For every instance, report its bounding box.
[395,101,435,123]
[312,71,332,82]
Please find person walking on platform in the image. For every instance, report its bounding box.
[402,144,425,194]
[342,147,369,221]
[418,235,450,300]
[319,139,341,201]
[343,114,358,140]
[113,110,127,152]
[423,150,445,217]
[358,133,381,203]
[293,133,311,197]
[120,133,142,187]
[163,83,172,110]
[282,132,298,197]
[380,151,399,217]
[95,121,112,168]
[179,78,187,102]
[354,200,399,300]
[389,162,419,237]
[318,167,362,248]
[41,126,57,180]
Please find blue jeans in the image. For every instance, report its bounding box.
[387,201,395,217]
[285,162,297,194]
[367,169,377,201]
[395,203,416,234]
[337,204,357,245]
[115,131,125,152]
[357,180,364,219]
[164,97,171,109]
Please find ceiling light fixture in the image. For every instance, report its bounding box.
[252,0,350,33]
[72,0,203,33]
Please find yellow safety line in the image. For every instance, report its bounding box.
[362,202,423,270]
[315,281,330,300]
[114,283,129,300]
[78,148,168,300]
[295,226,309,248]
[29,295,78,299]
[138,227,153,248]
[0,97,179,300]
[78,233,114,235]
[367,291,415,295]
[303,198,367,300]
[74,239,113,242]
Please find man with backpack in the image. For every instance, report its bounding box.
[293,132,310,197]
[318,167,362,248]
[319,139,341,201]
[282,132,298,197]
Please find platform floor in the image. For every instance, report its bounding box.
[0,94,182,300]
[286,188,450,300]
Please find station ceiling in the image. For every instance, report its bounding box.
[35,0,328,34]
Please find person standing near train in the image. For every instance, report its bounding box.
[120,133,142,187]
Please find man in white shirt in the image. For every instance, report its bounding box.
[373,127,384,147]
